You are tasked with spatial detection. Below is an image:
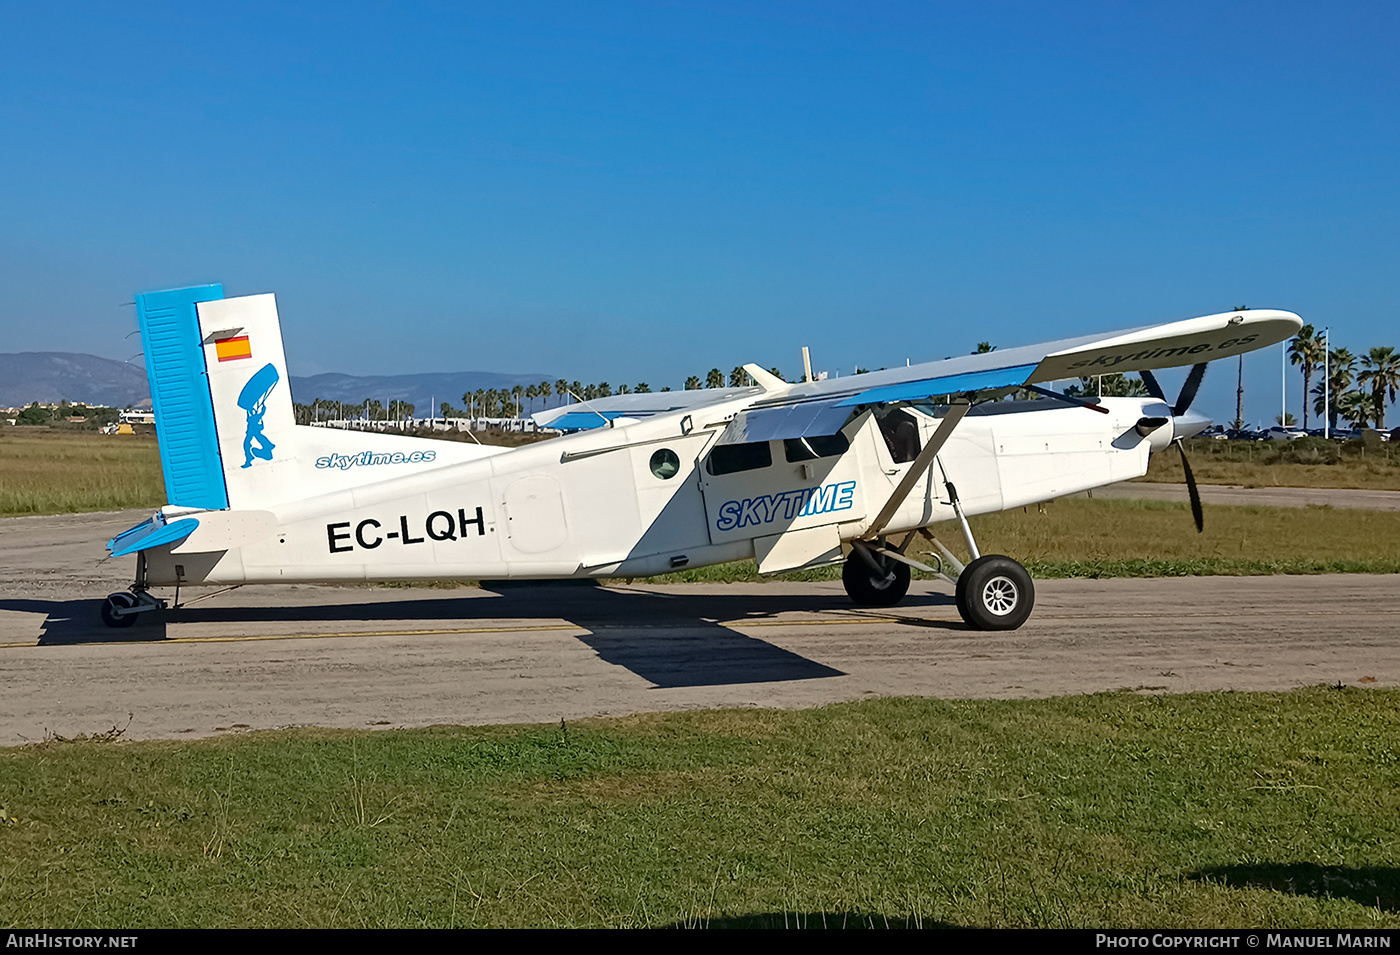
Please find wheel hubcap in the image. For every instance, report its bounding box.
[981,576,1019,615]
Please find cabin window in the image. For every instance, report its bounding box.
[783,434,850,462]
[876,408,921,464]
[705,441,773,475]
[649,448,681,480]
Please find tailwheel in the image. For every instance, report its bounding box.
[100,592,140,629]
[955,555,1034,630]
[842,550,911,607]
[99,589,165,628]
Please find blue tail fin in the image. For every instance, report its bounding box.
[135,284,229,509]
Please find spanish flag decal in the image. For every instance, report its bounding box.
[214,335,252,362]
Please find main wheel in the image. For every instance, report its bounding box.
[955,555,1034,630]
[842,552,911,607]
[100,592,139,629]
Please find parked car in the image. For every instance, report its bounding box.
[1265,426,1307,440]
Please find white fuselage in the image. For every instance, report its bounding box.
[143,395,1172,587]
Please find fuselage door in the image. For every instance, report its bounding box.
[698,433,865,545]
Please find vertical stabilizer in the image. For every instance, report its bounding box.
[137,284,504,516]
[195,294,297,508]
[136,284,228,509]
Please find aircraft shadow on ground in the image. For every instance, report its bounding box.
[1187,863,1400,912]
[1,585,960,689]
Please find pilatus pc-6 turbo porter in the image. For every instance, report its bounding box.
[101,284,1301,630]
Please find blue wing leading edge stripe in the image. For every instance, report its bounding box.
[136,285,229,509]
[547,411,630,431]
[834,363,1040,407]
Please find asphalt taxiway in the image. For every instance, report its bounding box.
[1,507,1396,744]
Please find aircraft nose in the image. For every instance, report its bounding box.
[1173,408,1212,441]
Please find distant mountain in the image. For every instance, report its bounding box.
[0,353,152,409]
[0,352,561,416]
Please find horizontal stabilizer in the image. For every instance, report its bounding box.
[108,517,200,558]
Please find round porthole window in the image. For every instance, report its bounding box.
[649,448,681,479]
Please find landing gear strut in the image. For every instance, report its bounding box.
[845,399,1036,628]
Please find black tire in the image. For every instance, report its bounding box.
[842,552,911,607]
[101,592,139,629]
[955,555,1034,631]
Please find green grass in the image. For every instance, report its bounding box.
[0,430,164,516]
[1144,437,1400,490]
[2,690,1398,927]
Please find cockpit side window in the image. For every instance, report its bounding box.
[783,433,850,462]
[705,441,773,475]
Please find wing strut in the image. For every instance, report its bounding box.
[865,400,972,538]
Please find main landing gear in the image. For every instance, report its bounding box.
[842,547,911,607]
[954,554,1034,631]
[840,398,1034,629]
[841,538,1035,631]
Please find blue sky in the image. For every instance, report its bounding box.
[1,1,1396,425]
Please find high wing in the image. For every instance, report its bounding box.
[532,383,762,431]
[536,308,1301,443]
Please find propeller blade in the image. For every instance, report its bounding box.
[1176,439,1204,533]
[1174,363,1208,417]
[1139,369,1167,402]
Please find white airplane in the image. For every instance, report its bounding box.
[101,284,1302,631]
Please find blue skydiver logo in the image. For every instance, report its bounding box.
[237,363,280,469]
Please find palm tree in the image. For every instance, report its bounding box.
[684,376,701,391]
[730,366,750,387]
[556,379,569,406]
[1336,389,1372,429]
[1311,347,1356,430]
[636,382,651,393]
[1064,374,1149,398]
[974,342,997,354]
[706,368,724,389]
[1358,346,1400,429]
[1288,325,1326,428]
